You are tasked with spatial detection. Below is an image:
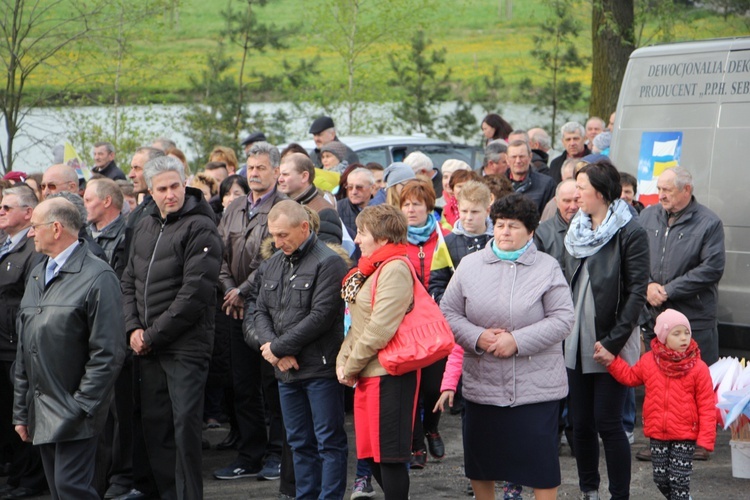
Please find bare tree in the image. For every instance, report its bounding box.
[0,0,105,172]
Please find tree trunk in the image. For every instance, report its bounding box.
[590,0,635,119]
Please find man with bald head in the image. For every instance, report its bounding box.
[41,164,79,199]
[534,179,578,267]
[13,197,125,499]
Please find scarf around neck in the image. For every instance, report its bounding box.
[340,243,408,303]
[564,198,632,258]
[491,238,532,261]
[651,337,700,378]
[407,216,437,245]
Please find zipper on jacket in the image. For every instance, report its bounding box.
[418,245,426,288]
[143,221,166,326]
[658,227,670,283]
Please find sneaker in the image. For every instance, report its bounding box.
[426,431,445,459]
[213,461,260,480]
[410,449,427,470]
[625,431,634,445]
[258,457,281,481]
[350,476,376,499]
[580,491,599,500]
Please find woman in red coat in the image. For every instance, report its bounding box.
[603,309,716,500]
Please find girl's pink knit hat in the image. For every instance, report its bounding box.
[654,308,691,344]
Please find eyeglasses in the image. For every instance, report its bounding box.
[346,184,370,191]
[40,182,59,191]
[0,204,26,212]
[30,221,56,231]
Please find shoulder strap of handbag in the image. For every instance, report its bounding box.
[370,256,417,309]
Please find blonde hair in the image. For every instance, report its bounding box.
[456,181,491,208]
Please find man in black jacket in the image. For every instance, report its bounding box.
[14,198,125,499]
[506,140,555,212]
[84,178,127,278]
[548,122,591,184]
[0,186,46,498]
[92,142,127,181]
[122,156,222,500]
[255,201,348,500]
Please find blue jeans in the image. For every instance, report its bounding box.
[622,387,636,433]
[278,377,348,500]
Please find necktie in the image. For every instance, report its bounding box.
[45,259,58,285]
[0,238,11,259]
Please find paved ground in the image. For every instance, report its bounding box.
[203,389,750,499]
[20,389,750,499]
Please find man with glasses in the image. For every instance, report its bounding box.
[13,197,125,499]
[40,164,79,200]
[0,187,46,499]
[337,167,375,262]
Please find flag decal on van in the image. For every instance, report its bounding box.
[637,132,683,206]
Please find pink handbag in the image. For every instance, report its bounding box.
[371,257,454,376]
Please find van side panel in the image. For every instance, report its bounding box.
[611,38,750,349]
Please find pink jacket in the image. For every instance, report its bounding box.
[440,344,464,392]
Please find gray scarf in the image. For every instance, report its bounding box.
[564,199,632,258]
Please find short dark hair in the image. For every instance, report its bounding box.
[283,152,316,184]
[620,172,637,194]
[280,143,310,160]
[204,161,228,172]
[449,169,481,191]
[219,175,249,200]
[576,159,622,205]
[490,193,540,233]
[482,174,513,201]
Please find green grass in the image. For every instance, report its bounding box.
[18,0,750,104]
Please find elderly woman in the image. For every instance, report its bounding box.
[337,204,417,500]
[440,193,575,500]
[398,179,451,468]
[563,160,649,500]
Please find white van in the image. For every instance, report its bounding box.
[610,36,750,352]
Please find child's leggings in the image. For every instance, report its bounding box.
[650,438,696,499]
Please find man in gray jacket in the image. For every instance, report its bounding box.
[13,198,125,499]
[639,166,725,366]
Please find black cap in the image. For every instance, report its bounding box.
[308,116,335,135]
[241,131,267,147]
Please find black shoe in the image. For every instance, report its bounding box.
[112,489,147,500]
[216,429,239,450]
[0,487,43,499]
[410,449,426,470]
[0,486,12,496]
[105,484,132,499]
[426,431,445,460]
[0,464,9,478]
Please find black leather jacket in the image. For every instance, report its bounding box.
[253,233,347,382]
[13,241,125,444]
[564,219,650,356]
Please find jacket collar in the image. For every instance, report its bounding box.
[294,185,319,205]
[283,232,317,265]
[33,239,89,289]
[151,187,215,224]
[482,239,538,266]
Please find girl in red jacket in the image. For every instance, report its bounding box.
[601,309,716,500]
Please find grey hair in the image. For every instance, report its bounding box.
[94,141,115,154]
[348,167,375,185]
[403,151,433,174]
[135,146,166,162]
[561,157,578,180]
[42,198,82,234]
[152,137,176,151]
[3,185,38,209]
[510,129,529,142]
[586,116,606,129]
[561,121,585,137]
[47,192,86,230]
[143,156,187,189]
[87,177,124,211]
[666,166,693,190]
[248,141,281,168]
[484,139,508,163]
[530,129,551,150]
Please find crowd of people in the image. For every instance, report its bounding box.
[0,112,725,500]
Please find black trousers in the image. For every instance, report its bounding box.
[140,353,209,500]
[0,360,45,491]
[411,358,446,451]
[229,317,283,466]
[39,436,98,500]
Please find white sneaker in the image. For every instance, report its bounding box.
[626,431,635,444]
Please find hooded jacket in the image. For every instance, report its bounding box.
[13,241,125,444]
[122,187,223,356]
